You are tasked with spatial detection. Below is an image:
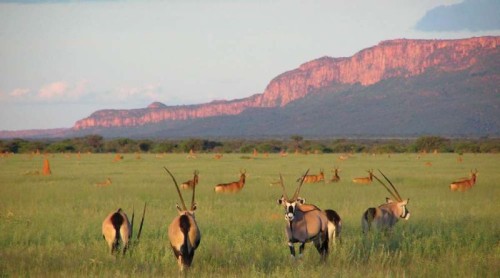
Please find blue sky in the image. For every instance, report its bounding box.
[0,0,499,130]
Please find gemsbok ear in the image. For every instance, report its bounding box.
[277,199,283,205]
[176,204,183,211]
[386,197,394,203]
[297,197,306,204]
[192,203,197,211]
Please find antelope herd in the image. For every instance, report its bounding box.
[97,155,479,271]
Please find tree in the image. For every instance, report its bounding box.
[179,138,204,153]
[86,135,104,152]
[138,140,153,152]
[46,140,76,153]
[4,138,27,153]
[290,135,303,150]
[152,141,177,153]
[414,136,451,152]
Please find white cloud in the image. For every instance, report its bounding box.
[9,88,31,97]
[1,81,91,103]
[38,81,68,99]
[110,83,163,103]
[36,80,89,101]
[1,80,165,107]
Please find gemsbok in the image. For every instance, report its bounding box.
[277,170,341,261]
[102,203,146,255]
[297,169,325,183]
[164,167,201,272]
[361,170,410,233]
[352,169,374,184]
[330,167,340,183]
[450,169,478,192]
[214,169,247,193]
[181,170,199,190]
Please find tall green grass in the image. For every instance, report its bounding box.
[0,152,499,277]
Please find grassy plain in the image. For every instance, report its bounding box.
[0,152,499,277]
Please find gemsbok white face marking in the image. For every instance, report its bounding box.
[279,197,305,222]
[362,170,410,233]
[164,167,201,273]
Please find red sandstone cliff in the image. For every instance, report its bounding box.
[73,36,499,130]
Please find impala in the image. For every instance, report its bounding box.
[330,167,340,183]
[450,169,478,192]
[214,170,247,193]
[352,169,373,184]
[297,169,325,183]
[214,153,223,160]
[96,177,112,187]
[181,170,199,190]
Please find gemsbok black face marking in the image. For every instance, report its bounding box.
[102,203,146,255]
[164,167,201,273]
[361,170,410,233]
[276,170,342,261]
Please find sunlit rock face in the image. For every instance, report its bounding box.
[73,37,499,130]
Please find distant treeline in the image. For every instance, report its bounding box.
[1,135,499,154]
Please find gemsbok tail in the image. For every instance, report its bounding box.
[111,209,125,251]
[178,214,194,267]
[324,209,342,243]
[362,207,377,233]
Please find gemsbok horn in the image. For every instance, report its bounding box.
[164,167,201,272]
[361,170,410,233]
[277,170,341,261]
[102,202,146,255]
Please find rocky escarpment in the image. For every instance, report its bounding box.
[73,36,499,130]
